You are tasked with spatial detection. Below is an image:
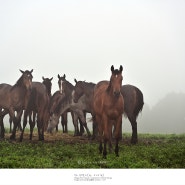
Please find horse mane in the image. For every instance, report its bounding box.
[82,81,96,88]
[11,76,25,91]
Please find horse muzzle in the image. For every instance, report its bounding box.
[114,91,121,98]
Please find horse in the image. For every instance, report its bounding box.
[73,79,97,138]
[57,74,84,134]
[47,76,91,137]
[93,65,124,158]
[49,90,70,133]
[73,80,144,144]
[19,78,50,141]
[121,85,144,143]
[0,69,33,140]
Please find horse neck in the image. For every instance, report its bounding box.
[55,95,72,116]
[83,82,95,98]
[46,86,52,97]
[64,81,74,95]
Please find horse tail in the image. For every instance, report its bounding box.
[134,86,144,118]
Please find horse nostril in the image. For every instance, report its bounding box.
[114,91,120,97]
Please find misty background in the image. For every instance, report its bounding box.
[0,0,185,134]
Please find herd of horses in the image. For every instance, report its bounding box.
[0,65,144,158]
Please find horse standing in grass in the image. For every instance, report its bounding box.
[19,78,50,141]
[73,80,144,144]
[57,74,84,134]
[0,69,33,140]
[93,65,124,158]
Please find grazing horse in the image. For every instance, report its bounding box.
[47,76,91,137]
[93,65,124,158]
[49,90,70,133]
[20,79,50,141]
[73,81,144,144]
[0,69,33,140]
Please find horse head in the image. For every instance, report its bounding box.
[19,69,33,91]
[42,76,53,96]
[58,74,66,94]
[73,79,84,103]
[108,65,123,98]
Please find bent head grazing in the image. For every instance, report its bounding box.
[19,69,33,90]
[109,65,123,97]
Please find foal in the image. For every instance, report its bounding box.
[93,65,124,158]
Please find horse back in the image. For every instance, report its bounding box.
[121,84,144,118]
[0,83,12,109]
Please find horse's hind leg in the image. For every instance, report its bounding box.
[77,111,91,138]
[61,112,68,133]
[29,112,36,140]
[20,110,28,142]
[128,116,138,144]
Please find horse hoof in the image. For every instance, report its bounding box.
[10,135,16,141]
[131,139,138,144]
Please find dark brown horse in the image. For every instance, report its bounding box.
[73,81,144,144]
[19,78,50,141]
[121,85,144,143]
[0,69,33,140]
[93,65,124,158]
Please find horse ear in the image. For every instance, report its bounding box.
[58,74,60,79]
[63,74,66,79]
[19,69,24,74]
[42,76,45,81]
[111,65,114,72]
[50,77,53,81]
[74,78,77,83]
[30,69,33,73]
[119,65,123,72]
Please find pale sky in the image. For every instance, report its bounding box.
[1,0,185,108]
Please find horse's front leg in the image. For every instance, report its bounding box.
[10,110,23,140]
[114,116,122,157]
[77,110,91,138]
[20,110,28,142]
[72,113,80,136]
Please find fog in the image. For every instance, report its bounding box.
[1,0,185,134]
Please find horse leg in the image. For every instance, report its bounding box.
[114,116,122,157]
[72,113,80,136]
[37,113,44,141]
[20,110,28,142]
[77,110,91,138]
[95,115,103,154]
[79,112,85,136]
[0,109,8,138]
[62,112,68,133]
[70,112,78,136]
[10,110,23,140]
[128,116,138,144]
[29,111,36,140]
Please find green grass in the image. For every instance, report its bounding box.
[0,132,185,168]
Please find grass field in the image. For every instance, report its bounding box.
[0,130,185,168]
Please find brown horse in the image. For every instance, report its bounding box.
[0,69,33,140]
[93,65,124,158]
[20,79,50,141]
[73,81,144,144]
